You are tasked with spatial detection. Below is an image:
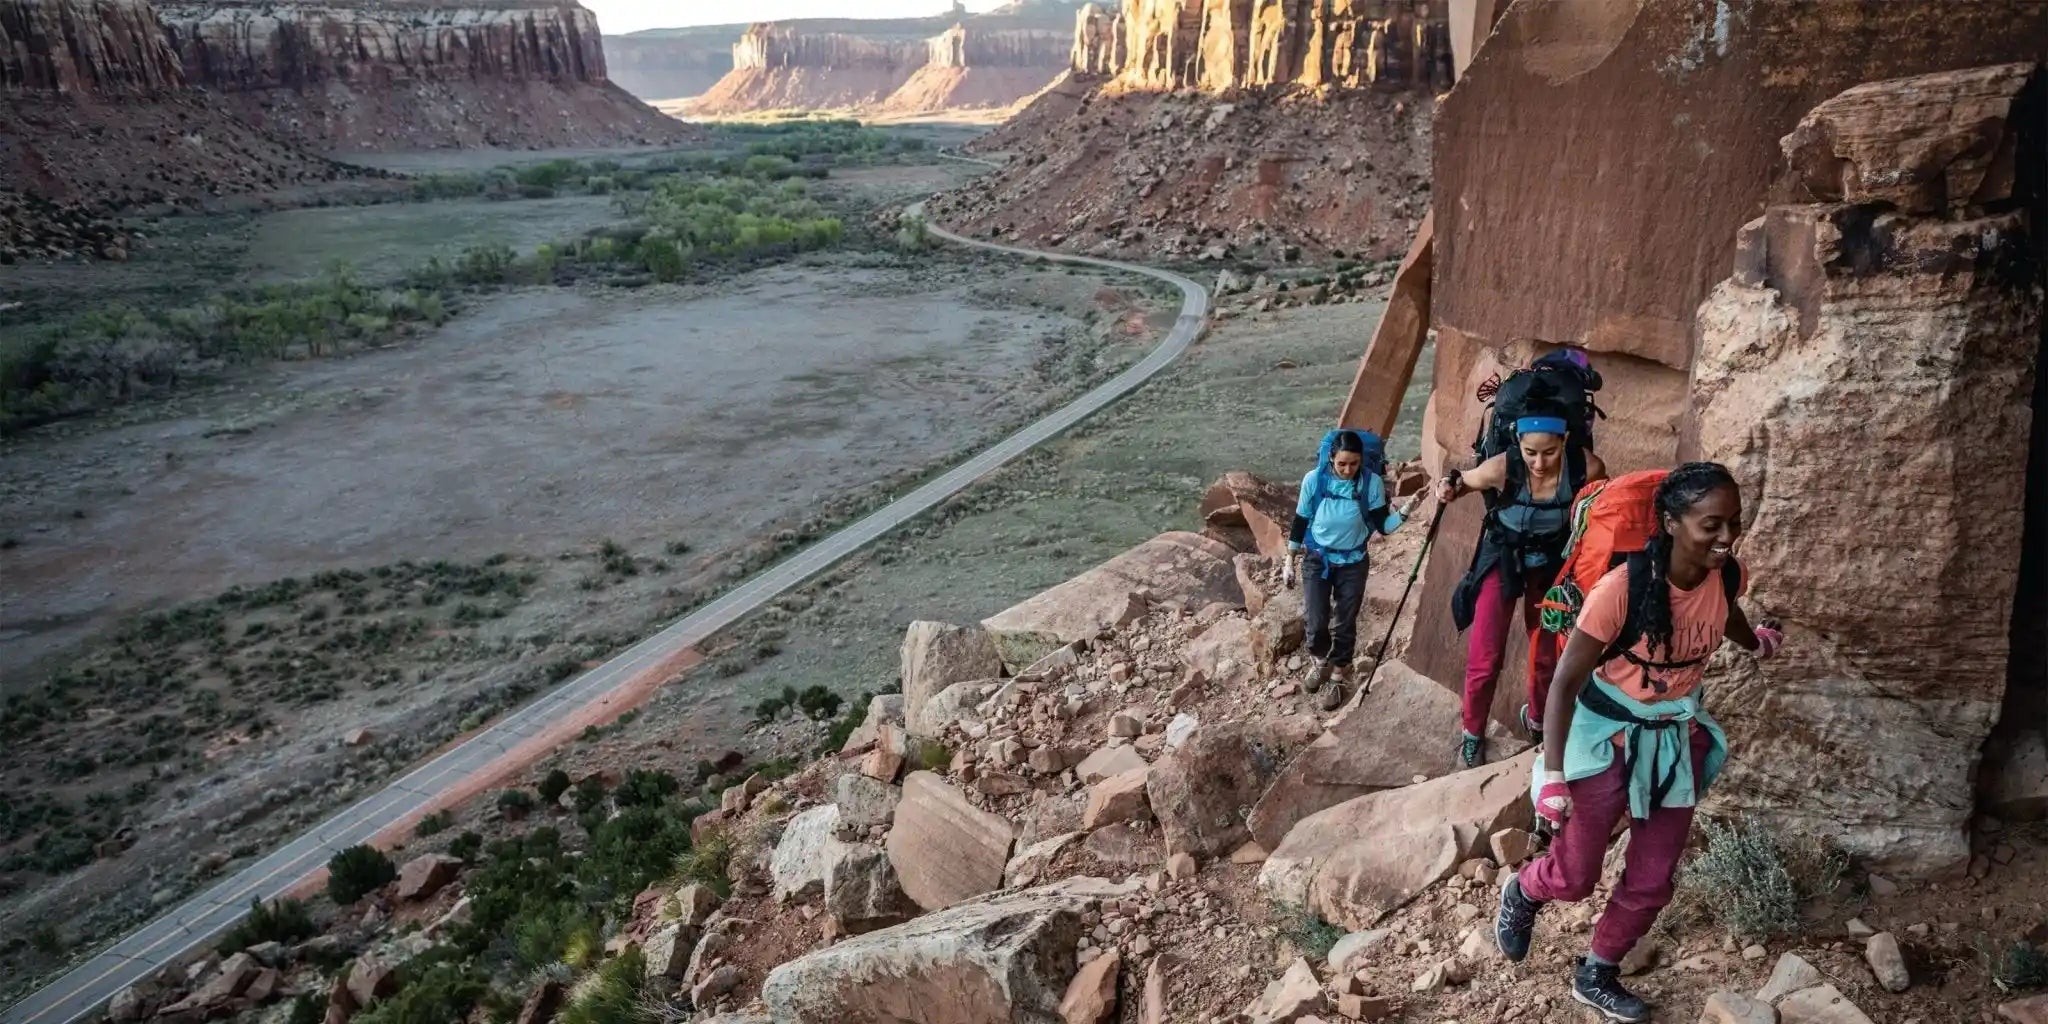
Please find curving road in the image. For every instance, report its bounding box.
[2,198,1207,1024]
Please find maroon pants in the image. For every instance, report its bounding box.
[1517,724,1712,963]
[1462,566,1556,736]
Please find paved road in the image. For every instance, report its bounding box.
[3,201,1208,1024]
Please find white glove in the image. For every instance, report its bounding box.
[1282,553,1299,589]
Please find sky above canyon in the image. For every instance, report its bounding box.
[589,1,1008,34]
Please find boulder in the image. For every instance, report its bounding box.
[1148,721,1285,857]
[1259,750,1537,931]
[1075,745,1147,785]
[771,805,847,902]
[1247,586,1305,669]
[863,724,910,783]
[1199,472,1298,560]
[1864,932,1909,993]
[842,694,907,753]
[1756,953,1823,1004]
[923,679,1000,736]
[395,853,463,903]
[1235,554,1269,617]
[1326,929,1392,975]
[984,532,1244,643]
[1059,952,1119,1024]
[901,622,1004,736]
[1701,991,1777,1024]
[825,842,917,934]
[686,914,755,987]
[346,955,398,1008]
[1140,958,1168,1024]
[1019,792,1089,848]
[1083,822,1165,869]
[1690,64,2044,874]
[1247,660,1525,849]
[1244,957,1325,1024]
[1082,769,1153,829]
[761,876,1139,1023]
[645,922,696,980]
[675,883,723,928]
[693,964,744,1007]
[1776,984,1874,1024]
[516,978,565,1024]
[834,772,902,833]
[162,952,263,1015]
[1182,617,1255,689]
[323,974,356,1024]
[1006,832,1084,888]
[885,771,1017,911]
[2001,995,2048,1024]
[108,986,150,1022]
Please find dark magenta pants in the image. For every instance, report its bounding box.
[1516,724,1712,962]
[1462,566,1556,736]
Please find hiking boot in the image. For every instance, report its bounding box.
[1520,703,1544,746]
[1459,732,1486,770]
[1571,957,1651,1023]
[1304,659,1332,694]
[1319,681,1348,712]
[1495,871,1544,963]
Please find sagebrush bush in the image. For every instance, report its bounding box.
[1275,902,1345,962]
[1673,818,1847,939]
[1991,939,2048,992]
[327,844,397,904]
[537,768,572,805]
[219,897,315,953]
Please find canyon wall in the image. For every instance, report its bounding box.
[1077,0,1452,92]
[1403,0,2048,874]
[688,19,1072,116]
[0,0,184,93]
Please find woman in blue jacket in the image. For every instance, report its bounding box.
[1285,428,1423,710]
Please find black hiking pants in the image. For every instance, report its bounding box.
[1303,553,1368,667]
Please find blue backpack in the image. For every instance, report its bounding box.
[1305,428,1389,565]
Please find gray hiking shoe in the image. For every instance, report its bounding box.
[1304,659,1332,693]
[1319,681,1348,712]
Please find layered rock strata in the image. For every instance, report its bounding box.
[688,19,1070,115]
[1078,0,1451,92]
[1687,63,2043,873]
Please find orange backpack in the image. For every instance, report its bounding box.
[1535,469,1670,639]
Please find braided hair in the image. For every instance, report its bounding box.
[1633,461,1739,659]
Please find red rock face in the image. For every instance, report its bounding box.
[3,0,688,155]
[0,0,185,93]
[1405,0,2048,738]
[1095,0,1449,91]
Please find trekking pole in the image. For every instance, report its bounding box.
[1359,503,1445,695]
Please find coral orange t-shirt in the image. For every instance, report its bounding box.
[1575,562,1744,702]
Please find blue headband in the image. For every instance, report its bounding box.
[1516,416,1568,437]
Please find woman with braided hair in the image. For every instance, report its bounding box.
[1491,462,1785,1023]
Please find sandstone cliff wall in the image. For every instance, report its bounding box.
[0,0,184,93]
[1403,0,2048,873]
[1078,0,1450,92]
[3,0,686,156]
[690,20,1069,115]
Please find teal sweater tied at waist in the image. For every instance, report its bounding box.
[1557,677,1729,821]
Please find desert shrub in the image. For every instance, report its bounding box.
[448,831,483,862]
[1991,939,2048,992]
[286,994,323,1024]
[1274,902,1345,962]
[409,174,487,200]
[613,769,678,810]
[795,685,843,720]
[413,810,454,838]
[561,946,654,1024]
[327,844,397,904]
[511,901,597,972]
[753,696,787,723]
[496,789,537,815]
[906,737,951,773]
[538,768,573,805]
[352,951,487,1024]
[672,829,732,897]
[820,691,876,753]
[218,897,315,953]
[1673,818,1847,939]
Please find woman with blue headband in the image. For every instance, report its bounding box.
[1435,405,1606,767]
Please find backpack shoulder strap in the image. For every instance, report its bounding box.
[1606,552,1656,663]
[1720,555,1743,603]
